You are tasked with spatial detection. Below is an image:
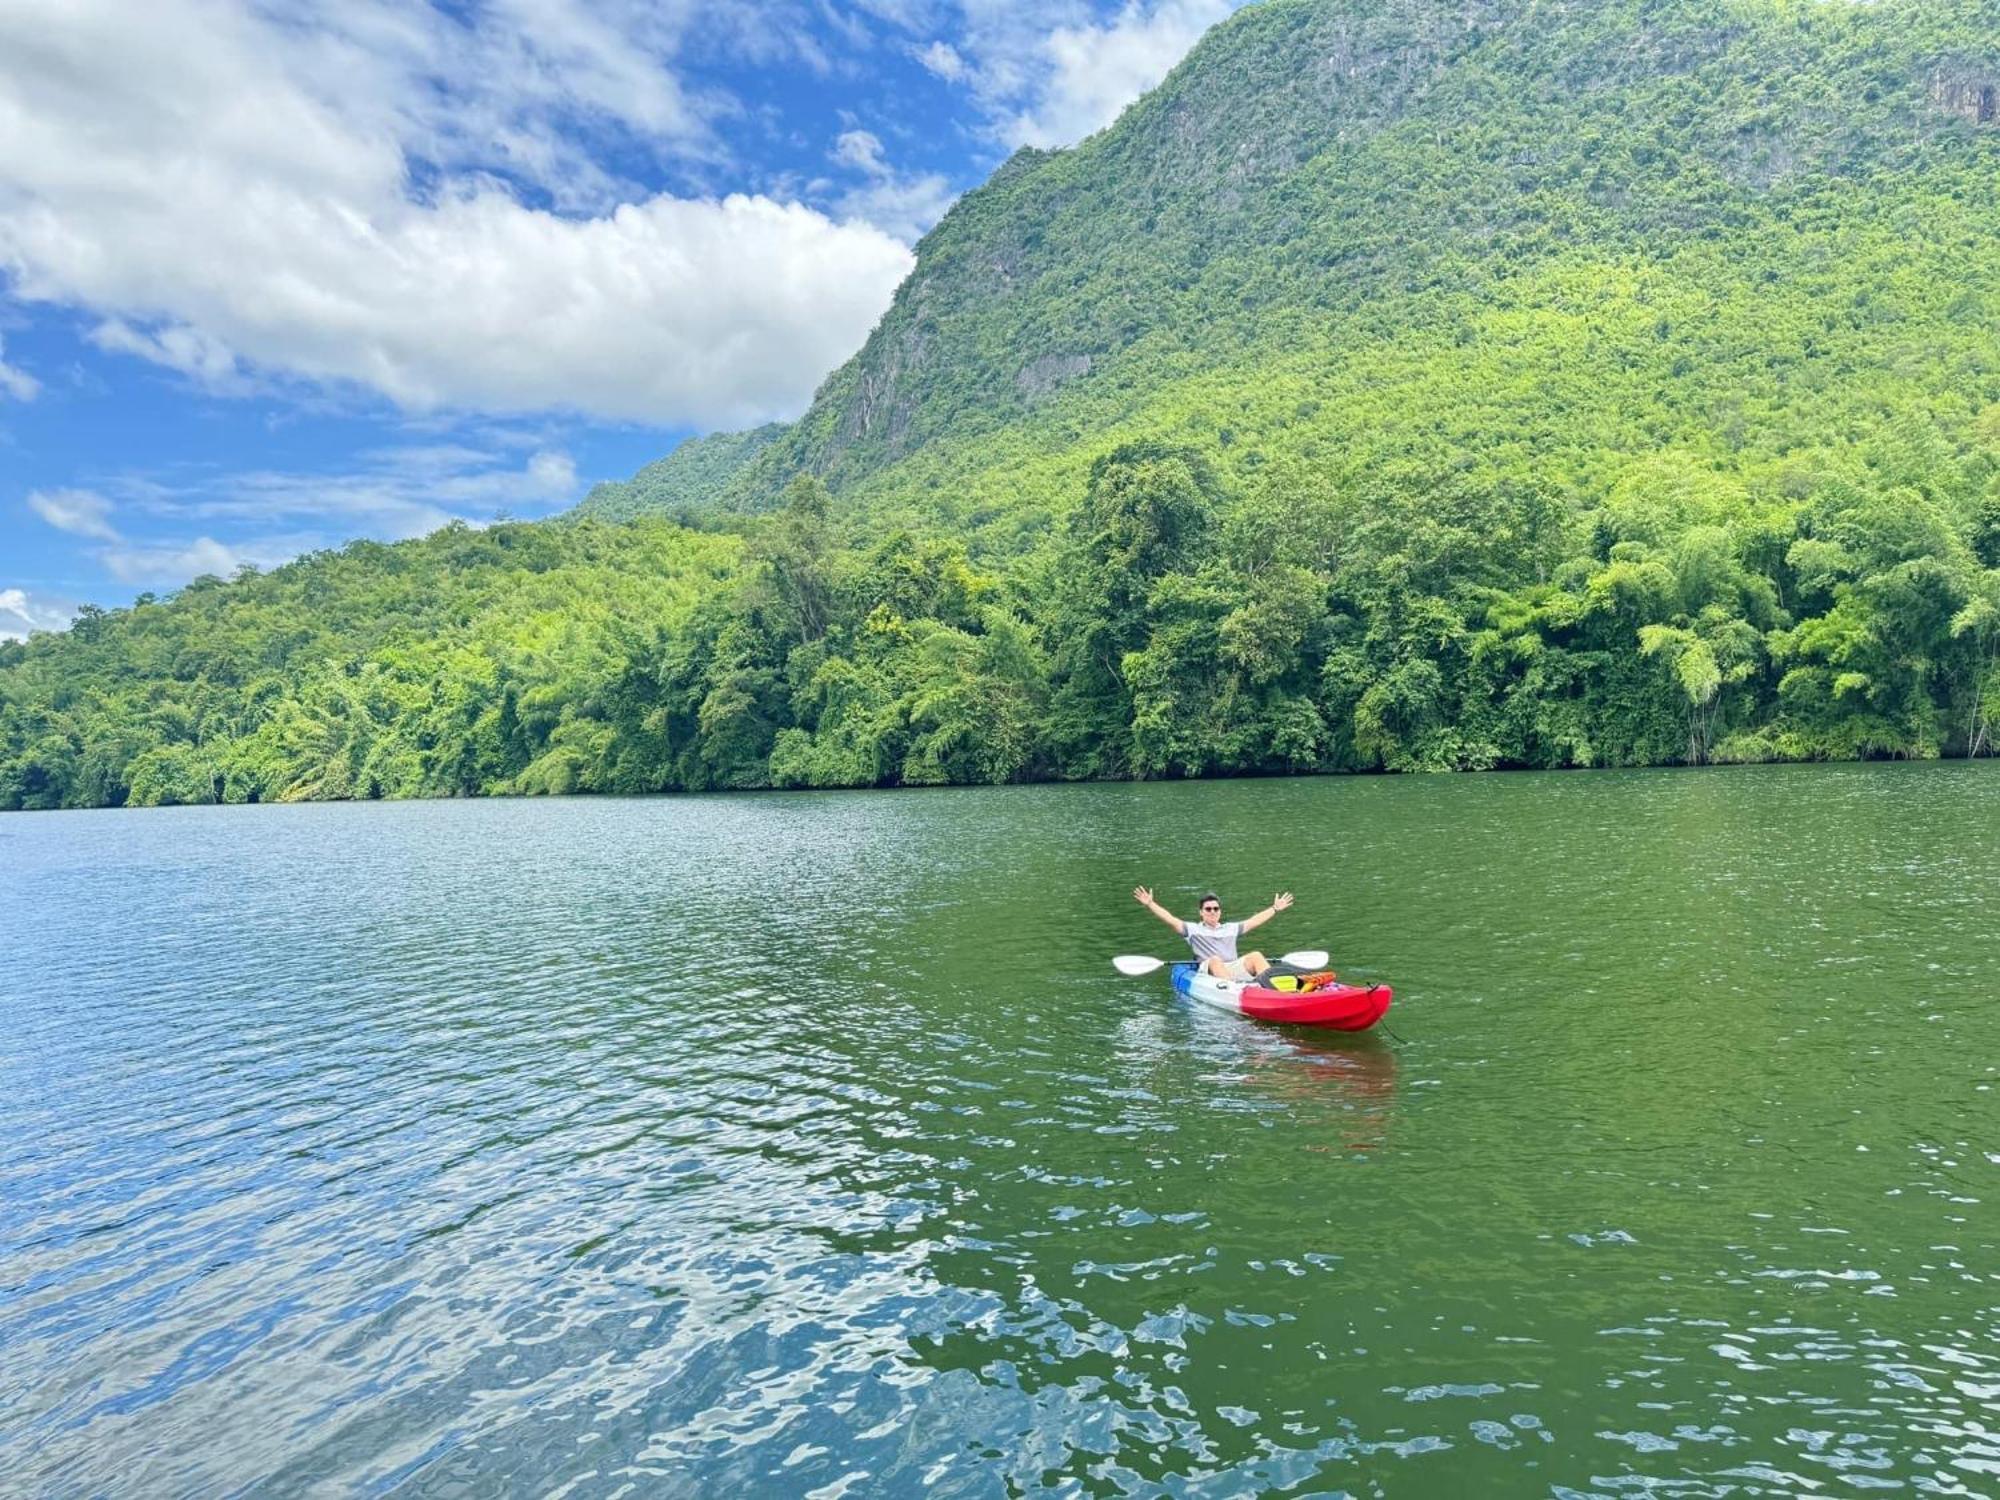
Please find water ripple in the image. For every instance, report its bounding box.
[3,767,1998,1494]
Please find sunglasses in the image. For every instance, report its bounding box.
[1201,903,1220,911]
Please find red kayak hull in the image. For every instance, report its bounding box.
[1238,982,1393,1029]
[1171,962,1394,1031]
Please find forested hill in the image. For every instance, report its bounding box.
[637,0,2000,523]
[7,0,2000,810]
[571,424,786,523]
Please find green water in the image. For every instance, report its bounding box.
[3,764,1996,1495]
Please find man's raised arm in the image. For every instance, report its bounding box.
[1239,891,1294,934]
[1132,887,1185,933]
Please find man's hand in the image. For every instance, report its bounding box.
[1135,886,1183,932]
[1240,891,1293,935]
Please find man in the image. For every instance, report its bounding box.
[1132,886,1294,981]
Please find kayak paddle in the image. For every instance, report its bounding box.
[1112,949,1330,976]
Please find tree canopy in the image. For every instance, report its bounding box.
[7,0,2000,809]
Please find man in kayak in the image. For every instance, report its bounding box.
[1132,886,1294,981]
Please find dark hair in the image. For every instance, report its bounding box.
[1200,892,1221,907]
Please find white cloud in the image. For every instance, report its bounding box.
[837,176,960,247]
[916,40,970,82]
[21,477,312,587]
[0,587,77,640]
[0,0,1246,435]
[850,0,944,29]
[1002,0,1234,148]
[140,441,577,523]
[98,536,292,587]
[834,128,893,176]
[830,129,958,245]
[0,0,916,428]
[24,443,584,592]
[29,488,119,542]
[192,446,582,535]
[0,335,34,400]
[910,1,1248,153]
[89,321,242,389]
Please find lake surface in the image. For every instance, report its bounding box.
[4,765,1997,1496]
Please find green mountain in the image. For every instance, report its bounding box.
[570,423,786,523]
[658,0,2000,538]
[8,0,2000,809]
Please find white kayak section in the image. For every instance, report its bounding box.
[1171,962,1252,1014]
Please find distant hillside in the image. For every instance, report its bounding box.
[9,0,2000,809]
[571,424,786,523]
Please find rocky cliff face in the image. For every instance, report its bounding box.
[1932,67,2000,126]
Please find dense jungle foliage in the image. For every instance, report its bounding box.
[6,0,2000,808]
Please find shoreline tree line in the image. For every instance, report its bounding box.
[5,418,1997,811]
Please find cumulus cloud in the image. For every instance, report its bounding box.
[1002,0,1235,148]
[0,0,915,427]
[0,335,34,400]
[0,587,77,640]
[833,128,894,176]
[28,488,121,542]
[0,0,1246,434]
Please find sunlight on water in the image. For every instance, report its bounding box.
[3,765,1997,1494]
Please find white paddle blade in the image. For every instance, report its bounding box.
[1112,955,1167,976]
[1279,950,1329,970]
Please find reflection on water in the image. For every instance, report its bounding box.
[2,764,1998,1494]
[1250,1037,1399,1154]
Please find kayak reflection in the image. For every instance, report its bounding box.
[1235,1032,1400,1154]
[1107,1007,1401,1154]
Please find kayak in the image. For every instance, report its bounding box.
[1170,961,1393,1031]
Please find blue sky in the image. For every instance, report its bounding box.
[0,0,1246,638]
